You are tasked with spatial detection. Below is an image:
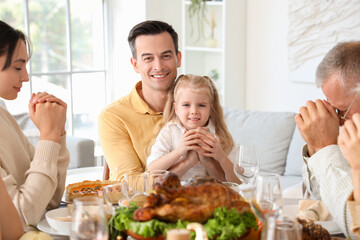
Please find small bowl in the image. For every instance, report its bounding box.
[45,207,71,235]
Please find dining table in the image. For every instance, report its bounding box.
[37,166,104,240]
[38,167,346,240]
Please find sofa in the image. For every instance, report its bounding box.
[99,107,306,194]
[0,100,96,169]
[224,108,305,196]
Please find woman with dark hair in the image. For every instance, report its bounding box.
[0,20,69,226]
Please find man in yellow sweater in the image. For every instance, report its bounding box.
[98,20,182,181]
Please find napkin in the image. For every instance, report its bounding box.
[297,200,330,221]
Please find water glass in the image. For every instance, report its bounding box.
[222,181,241,192]
[251,173,283,220]
[145,170,169,193]
[102,182,124,205]
[251,173,282,240]
[238,183,256,203]
[122,172,147,207]
[275,217,302,240]
[234,144,259,184]
[70,196,108,240]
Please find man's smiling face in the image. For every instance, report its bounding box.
[130,32,181,93]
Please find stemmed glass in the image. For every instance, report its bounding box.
[70,196,109,240]
[233,144,259,184]
[250,173,283,240]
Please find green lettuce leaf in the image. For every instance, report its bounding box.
[109,205,257,240]
[204,208,258,240]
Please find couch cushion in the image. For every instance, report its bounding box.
[224,108,296,175]
[284,126,306,176]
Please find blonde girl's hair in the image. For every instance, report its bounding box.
[162,74,234,154]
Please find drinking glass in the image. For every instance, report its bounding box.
[275,216,302,240]
[233,144,259,184]
[145,170,169,193]
[251,173,283,240]
[102,182,124,204]
[222,181,241,192]
[70,196,108,240]
[238,183,256,203]
[122,172,147,207]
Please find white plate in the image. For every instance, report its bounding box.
[37,218,69,236]
[282,204,342,235]
[65,166,104,186]
[62,166,104,203]
[315,220,342,235]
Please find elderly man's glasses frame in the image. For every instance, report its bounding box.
[336,93,358,120]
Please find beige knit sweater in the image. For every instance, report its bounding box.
[0,105,69,225]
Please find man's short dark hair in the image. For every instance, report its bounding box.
[128,20,179,59]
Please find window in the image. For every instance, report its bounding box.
[0,0,107,141]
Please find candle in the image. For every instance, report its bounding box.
[166,229,191,240]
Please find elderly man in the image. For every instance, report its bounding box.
[296,41,360,238]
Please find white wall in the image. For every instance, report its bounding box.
[246,0,324,112]
[106,0,182,103]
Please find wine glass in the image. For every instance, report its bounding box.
[233,144,259,184]
[70,196,109,240]
[250,173,283,240]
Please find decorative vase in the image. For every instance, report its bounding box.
[206,38,218,48]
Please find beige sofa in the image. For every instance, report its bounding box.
[224,108,305,193]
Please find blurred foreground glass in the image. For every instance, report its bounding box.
[122,172,147,207]
[222,181,241,192]
[70,196,108,240]
[239,183,255,203]
[102,182,124,205]
[146,170,169,193]
[275,217,302,240]
[251,173,282,240]
[234,144,259,184]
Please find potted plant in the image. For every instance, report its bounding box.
[188,0,209,42]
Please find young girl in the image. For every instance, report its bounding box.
[0,20,69,226]
[147,74,239,183]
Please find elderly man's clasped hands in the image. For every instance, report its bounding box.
[295,99,340,157]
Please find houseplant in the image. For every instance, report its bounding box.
[188,0,209,42]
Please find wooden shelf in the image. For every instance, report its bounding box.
[184,1,224,7]
[184,46,223,52]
